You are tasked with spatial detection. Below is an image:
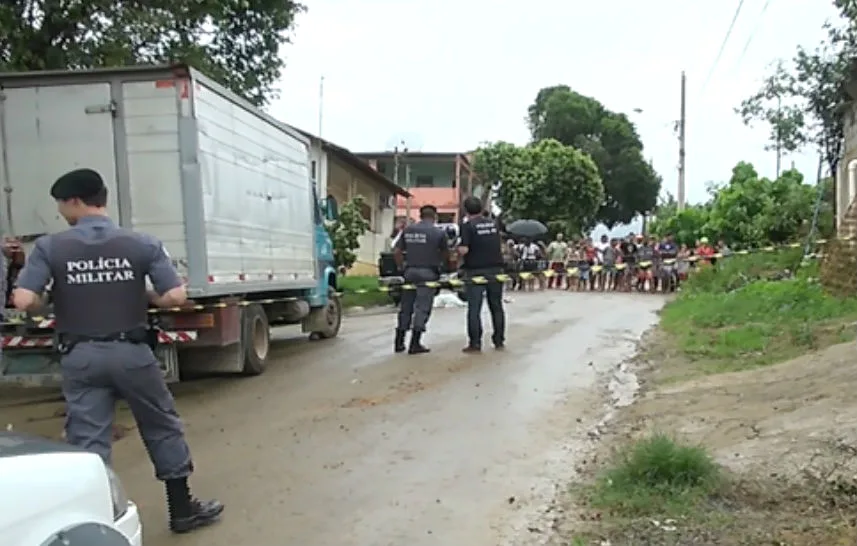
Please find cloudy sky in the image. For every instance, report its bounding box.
[268,0,838,227]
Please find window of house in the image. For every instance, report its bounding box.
[311,160,317,181]
[415,175,434,187]
[437,212,455,224]
[377,161,387,174]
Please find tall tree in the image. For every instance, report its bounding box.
[0,0,305,106]
[473,139,604,235]
[735,60,807,175]
[527,86,661,227]
[737,0,855,180]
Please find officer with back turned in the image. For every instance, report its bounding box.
[458,196,506,352]
[393,204,450,354]
[11,168,223,534]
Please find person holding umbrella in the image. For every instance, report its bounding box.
[506,219,548,291]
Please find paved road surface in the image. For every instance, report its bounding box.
[6,291,664,545]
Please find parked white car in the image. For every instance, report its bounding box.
[0,431,142,546]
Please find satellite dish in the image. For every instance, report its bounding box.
[385,132,424,152]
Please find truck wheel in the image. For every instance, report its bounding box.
[241,303,270,376]
[314,288,342,339]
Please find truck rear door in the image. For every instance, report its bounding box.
[0,82,121,238]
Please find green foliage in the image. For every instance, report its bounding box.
[527,85,661,226]
[649,161,832,248]
[0,0,305,106]
[473,139,603,234]
[325,196,370,271]
[681,248,809,295]
[660,253,857,374]
[588,433,720,516]
[735,60,808,155]
[737,0,855,175]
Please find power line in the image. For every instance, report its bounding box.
[701,0,747,92]
[735,0,773,68]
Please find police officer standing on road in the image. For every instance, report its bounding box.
[393,204,450,354]
[458,196,506,352]
[12,169,224,534]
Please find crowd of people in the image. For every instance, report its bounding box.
[501,232,732,293]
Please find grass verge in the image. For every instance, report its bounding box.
[585,433,721,517]
[338,275,391,309]
[658,250,857,378]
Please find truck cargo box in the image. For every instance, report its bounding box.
[0,64,318,298]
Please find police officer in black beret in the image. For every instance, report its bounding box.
[393,204,450,354]
[458,196,506,352]
[12,169,223,533]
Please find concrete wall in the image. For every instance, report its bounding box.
[326,156,396,275]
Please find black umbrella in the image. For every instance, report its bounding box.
[506,219,548,239]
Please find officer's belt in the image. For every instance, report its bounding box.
[56,327,150,355]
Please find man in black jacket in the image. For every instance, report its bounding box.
[458,197,505,352]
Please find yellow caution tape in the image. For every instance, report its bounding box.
[0,239,833,325]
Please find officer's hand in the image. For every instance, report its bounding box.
[179,299,199,310]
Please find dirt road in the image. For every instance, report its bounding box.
[1,291,663,546]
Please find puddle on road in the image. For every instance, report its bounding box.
[492,323,655,546]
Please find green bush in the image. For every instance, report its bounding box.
[661,253,857,373]
[589,433,721,516]
[681,248,809,295]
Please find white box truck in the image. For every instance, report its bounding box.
[0,64,343,384]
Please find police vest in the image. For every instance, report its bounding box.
[462,218,502,269]
[48,230,150,336]
[402,222,445,268]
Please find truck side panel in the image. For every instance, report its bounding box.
[0,83,121,237]
[122,80,189,279]
[192,80,316,290]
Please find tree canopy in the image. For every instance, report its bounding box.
[325,196,370,271]
[473,139,604,235]
[527,85,661,227]
[737,0,855,177]
[649,162,833,248]
[0,0,305,106]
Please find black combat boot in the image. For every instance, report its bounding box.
[408,331,430,354]
[166,477,224,533]
[394,329,407,353]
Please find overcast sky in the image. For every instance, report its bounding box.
[268,0,838,232]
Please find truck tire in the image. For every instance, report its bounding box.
[241,303,270,376]
[314,288,342,339]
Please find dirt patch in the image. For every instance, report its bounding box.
[554,332,857,545]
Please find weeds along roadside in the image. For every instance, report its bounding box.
[660,248,857,377]
[565,250,857,545]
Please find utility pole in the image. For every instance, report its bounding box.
[318,75,325,137]
[392,146,400,189]
[404,149,412,220]
[678,71,686,211]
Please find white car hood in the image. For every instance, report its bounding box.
[0,432,117,546]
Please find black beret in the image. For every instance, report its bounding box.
[50,168,105,200]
